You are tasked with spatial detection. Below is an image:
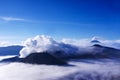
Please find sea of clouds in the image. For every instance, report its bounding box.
[0,35,120,80]
[0,59,119,80]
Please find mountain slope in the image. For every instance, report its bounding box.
[67,44,120,59]
[51,44,120,59]
[21,52,67,65]
[0,46,23,56]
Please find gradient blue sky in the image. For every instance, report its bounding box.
[0,0,120,43]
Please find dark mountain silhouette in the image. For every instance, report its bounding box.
[68,44,120,59]
[21,52,67,65]
[90,40,101,44]
[93,44,120,57]
[90,37,101,44]
[52,44,120,59]
[0,45,23,56]
[0,56,21,62]
[0,52,67,65]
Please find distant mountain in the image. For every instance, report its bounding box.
[0,45,23,56]
[90,40,101,44]
[90,37,102,45]
[50,44,120,59]
[67,44,120,59]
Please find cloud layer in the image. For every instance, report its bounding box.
[0,60,119,80]
[0,41,10,47]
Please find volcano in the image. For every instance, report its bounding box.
[21,52,67,65]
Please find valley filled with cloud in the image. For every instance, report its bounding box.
[0,35,120,80]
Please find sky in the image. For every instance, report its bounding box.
[0,0,120,44]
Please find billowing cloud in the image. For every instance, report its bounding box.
[0,16,24,21]
[19,35,81,58]
[19,35,120,58]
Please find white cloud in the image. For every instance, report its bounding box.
[20,35,81,58]
[0,41,10,47]
[0,16,24,21]
[0,40,22,47]
[0,60,119,80]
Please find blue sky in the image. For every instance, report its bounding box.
[0,0,120,43]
